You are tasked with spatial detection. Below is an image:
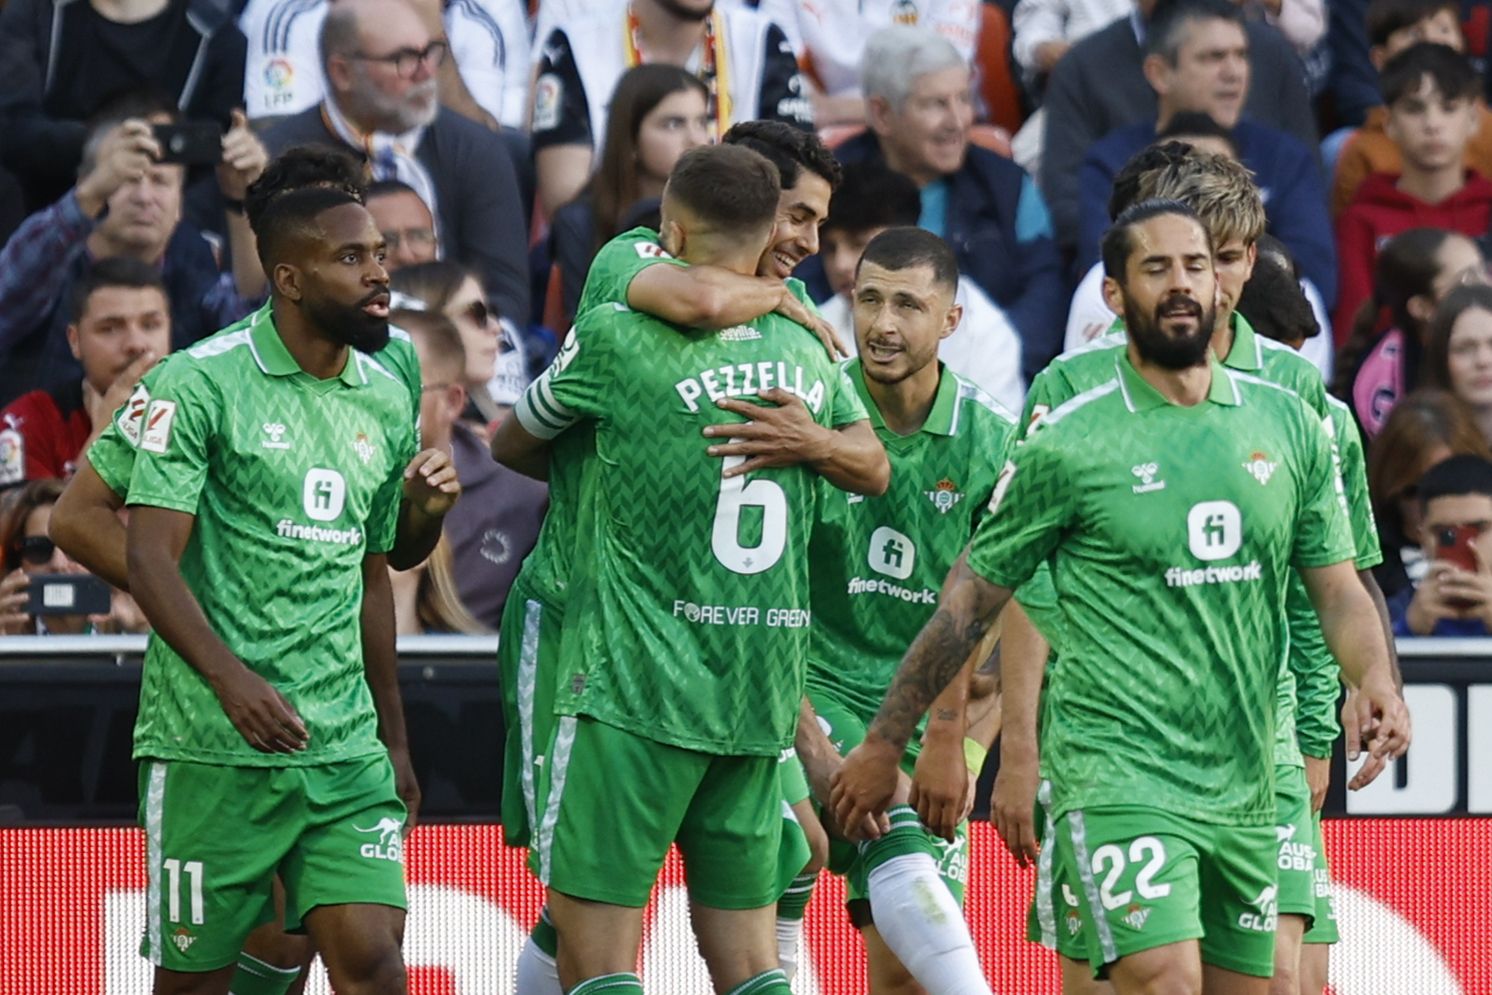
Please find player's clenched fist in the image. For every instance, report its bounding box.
[831,736,902,839]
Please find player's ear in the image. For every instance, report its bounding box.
[66,323,83,361]
[1101,276,1125,316]
[941,302,961,341]
[273,262,304,302]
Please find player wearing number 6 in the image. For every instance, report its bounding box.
[491,144,882,995]
[833,200,1410,995]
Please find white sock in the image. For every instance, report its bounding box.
[515,935,564,995]
[776,916,803,982]
[867,853,992,995]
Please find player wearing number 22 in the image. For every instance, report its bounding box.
[833,200,1410,993]
[494,145,878,995]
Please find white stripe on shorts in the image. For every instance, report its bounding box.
[535,716,578,885]
[144,761,167,964]
[1035,779,1058,948]
[517,598,543,834]
[1068,809,1119,964]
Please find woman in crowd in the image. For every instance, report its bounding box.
[1333,228,1488,439]
[547,65,711,327]
[389,535,488,636]
[392,261,525,434]
[1367,389,1492,597]
[1426,284,1492,448]
[0,479,141,635]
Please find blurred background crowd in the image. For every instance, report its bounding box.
[4,0,1492,639]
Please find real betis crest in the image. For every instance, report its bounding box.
[925,477,964,514]
[1243,450,1277,486]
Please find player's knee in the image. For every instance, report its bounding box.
[1269,962,1300,995]
[326,944,405,995]
[1110,953,1201,995]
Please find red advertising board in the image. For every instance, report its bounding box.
[3,820,1486,994]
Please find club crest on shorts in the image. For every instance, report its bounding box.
[1121,902,1151,931]
[172,927,195,952]
[925,477,964,514]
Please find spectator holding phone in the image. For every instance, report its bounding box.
[0,479,126,635]
[1390,454,1492,635]
[0,95,268,406]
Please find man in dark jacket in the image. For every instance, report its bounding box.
[836,25,1065,379]
[0,0,245,211]
[263,0,530,327]
[1073,0,1336,306]
[1040,0,1318,260]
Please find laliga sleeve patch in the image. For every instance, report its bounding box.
[117,384,151,446]
[633,241,672,259]
[140,400,177,454]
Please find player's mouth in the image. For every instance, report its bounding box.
[361,291,391,318]
[865,340,902,361]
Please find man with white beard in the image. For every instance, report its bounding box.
[263,0,530,327]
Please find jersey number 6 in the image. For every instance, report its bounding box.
[712,451,787,575]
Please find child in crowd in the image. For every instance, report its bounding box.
[1391,454,1492,635]
[1334,43,1492,345]
[1332,0,1492,216]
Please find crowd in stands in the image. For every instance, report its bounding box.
[4,0,1492,638]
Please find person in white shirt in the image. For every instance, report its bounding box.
[242,0,531,128]
[725,0,980,125]
[529,0,811,215]
[820,161,1025,411]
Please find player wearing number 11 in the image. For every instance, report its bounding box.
[833,200,1411,995]
[492,144,879,995]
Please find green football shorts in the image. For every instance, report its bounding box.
[1052,806,1278,979]
[499,584,562,849]
[529,715,783,909]
[1028,779,1090,960]
[812,694,969,911]
[137,755,407,972]
[1302,812,1340,945]
[1274,764,1317,926]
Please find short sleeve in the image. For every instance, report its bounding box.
[1289,407,1356,570]
[828,363,868,427]
[966,432,1076,589]
[1017,365,1070,442]
[531,29,593,149]
[125,362,220,514]
[513,306,619,439]
[1331,404,1383,570]
[1014,563,1064,652]
[581,229,687,311]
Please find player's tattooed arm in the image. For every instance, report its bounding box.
[361,553,421,828]
[913,622,997,841]
[128,506,309,753]
[832,555,1011,829]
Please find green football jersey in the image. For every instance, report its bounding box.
[968,354,1354,825]
[88,302,421,496]
[511,227,818,610]
[515,301,867,755]
[807,360,1014,720]
[126,307,418,766]
[1275,395,1384,765]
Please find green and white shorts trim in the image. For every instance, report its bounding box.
[1274,764,1317,925]
[500,589,562,848]
[138,756,407,972]
[1028,779,1088,960]
[1053,805,1278,979]
[1302,812,1339,945]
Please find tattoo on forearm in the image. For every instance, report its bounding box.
[870,608,987,746]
